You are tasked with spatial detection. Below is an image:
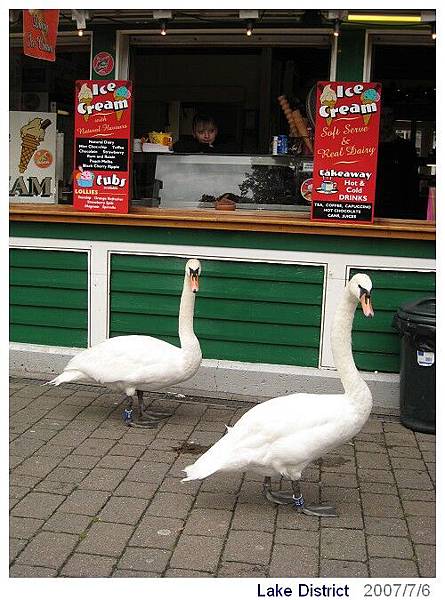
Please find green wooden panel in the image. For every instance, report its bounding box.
[11,306,87,329]
[10,249,87,270]
[109,255,324,367]
[9,249,88,348]
[350,269,435,373]
[10,287,88,309]
[111,292,321,326]
[10,324,88,348]
[336,28,366,80]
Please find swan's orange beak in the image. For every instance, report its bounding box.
[190,274,199,293]
[360,294,374,318]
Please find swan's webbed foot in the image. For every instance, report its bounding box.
[262,477,294,505]
[122,392,170,428]
[137,390,173,421]
[291,481,337,517]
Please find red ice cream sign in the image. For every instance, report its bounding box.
[73,80,132,213]
[311,81,382,223]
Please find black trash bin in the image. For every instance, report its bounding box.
[393,297,436,434]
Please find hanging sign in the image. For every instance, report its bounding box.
[73,80,132,213]
[311,81,382,223]
[9,111,57,203]
[23,9,59,62]
[92,52,115,77]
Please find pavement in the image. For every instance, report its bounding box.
[9,376,435,578]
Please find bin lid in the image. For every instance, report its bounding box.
[396,297,436,326]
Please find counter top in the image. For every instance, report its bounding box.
[10,204,435,240]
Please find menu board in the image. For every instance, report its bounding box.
[311,81,381,223]
[73,80,132,213]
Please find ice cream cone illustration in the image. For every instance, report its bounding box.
[18,117,51,173]
[320,84,337,126]
[361,88,380,125]
[78,83,94,122]
[114,85,131,122]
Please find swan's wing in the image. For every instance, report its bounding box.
[64,335,183,385]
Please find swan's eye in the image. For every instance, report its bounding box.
[358,284,371,299]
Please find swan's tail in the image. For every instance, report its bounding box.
[45,370,84,386]
[182,428,239,481]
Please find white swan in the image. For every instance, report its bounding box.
[182,273,374,516]
[47,258,202,427]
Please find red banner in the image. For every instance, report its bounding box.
[311,81,382,223]
[73,80,132,213]
[23,9,59,62]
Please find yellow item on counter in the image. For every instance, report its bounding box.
[148,131,172,147]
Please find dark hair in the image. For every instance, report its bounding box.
[192,113,218,131]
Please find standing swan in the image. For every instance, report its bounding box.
[47,259,202,427]
[183,273,374,516]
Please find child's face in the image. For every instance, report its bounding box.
[193,122,217,145]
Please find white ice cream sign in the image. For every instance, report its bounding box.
[9,111,57,203]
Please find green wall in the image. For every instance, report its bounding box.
[10,249,89,348]
[351,268,435,372]
[336,28,367,80]
[110,254,324,367]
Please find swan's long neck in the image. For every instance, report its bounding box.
[331,288,371,414]
[178,275,199,353]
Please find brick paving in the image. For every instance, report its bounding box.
[9,376,436,578]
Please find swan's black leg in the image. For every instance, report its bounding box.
[125,391,170,428]
[262,476,294,505]
[291,481,337,517]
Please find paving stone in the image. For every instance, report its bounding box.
[10,437,46,457]
[10,516,44,539]
[369,558,418,577]
[390,456,426,470]
[367,535,414,559]
[199,472,243,494]
[321,472,358,488]
[321,528,366,561]
[45,466,89,483]
[321,501,364,529]
[159,475,201,495]
[109,443,146,457]
[357,468,396,484]
[10,473,42,489]
[118,546,171,573]
[165,568,212,577]
[183,508,232,538]
[223,530,273,566]
[13,456,61,478]
[402,499,435,516]
[361,493,404,518]
[275,528,319,548]
[406,516,435,545]
[59,490,110,515]
[9,564,58,577]
[231,502,276,533]
[139,448,178,464]
[112,569,161,577]
[187,430,223,446]
[421,450,435,463]
[356,451,390,470]
[120,431,157,446]
[130,515,184,550]
[237,480,273,505]
[270,544,318,577]
[384,432,417,447]
[364,516,409,537]
[415,544,435,577]
[126,461,171,484]
[99,496,147,525]
[77,467,126,491]
[354,441,386,454]
[195,420,228,433]
[15,531,78,569]
[399,488,435,502]
[60,553,116,577]
[42,512,92,535]
[76,522,133,556]
[49,430,91,447]
[113,480,159,500]
[218,562,268,577]
[388,446,422,459]
[146,491,194,519]
[10,538,27,563]
[59,454,101,469]
[157,423,196,441]
[194,491,237,511]
[394,469,433,490]
[35,444,74,459]
[201,408,235,422]
[33,481,78,496]
[11,492,64,520]
[276,506,319,531]
[171,534,224,572]
[358,482,398,495]
[320,559,368,577]
[73,438,117,456]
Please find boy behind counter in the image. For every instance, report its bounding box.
[173,114,234,153]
